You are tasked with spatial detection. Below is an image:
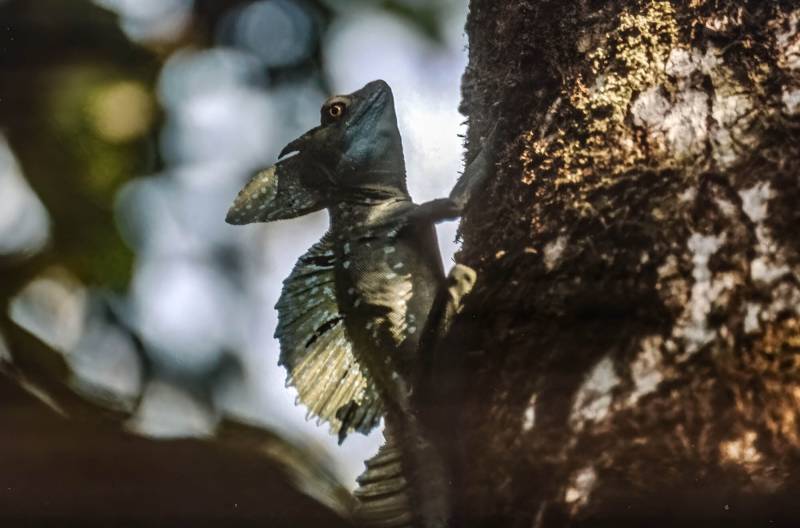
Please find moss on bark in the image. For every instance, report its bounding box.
[450,1,800,525]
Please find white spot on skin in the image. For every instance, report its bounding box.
[543,236,567,271]
[393,262,403,270]
[359,271,413,346]
[343,261,350,269]
[521,393,537,432]
[383,246,395,254]
[570,357,620,431]
[564,466,597,509]
[343,242,351,254]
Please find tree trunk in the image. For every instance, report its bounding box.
[448,1,800,525]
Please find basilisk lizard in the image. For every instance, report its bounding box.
[226,80,494,527]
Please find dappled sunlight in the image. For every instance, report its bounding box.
[88,80,155,143]
[9,268,88,354]
[1,0,470,500]
[93,0,193,43]
[217,0,317,68]
[0,136,49,256]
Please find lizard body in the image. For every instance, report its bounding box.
[226,80,493,528]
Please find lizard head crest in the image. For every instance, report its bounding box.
[282,80,408,193]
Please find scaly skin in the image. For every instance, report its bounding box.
[226,80,495,528]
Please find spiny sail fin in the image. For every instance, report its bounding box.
[275,233,383,441]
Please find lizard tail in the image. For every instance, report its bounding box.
[353,425,414,527]
[353,417,450,528]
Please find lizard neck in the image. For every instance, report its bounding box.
[328,190,412,234]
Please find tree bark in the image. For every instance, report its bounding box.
[449,1,800,525]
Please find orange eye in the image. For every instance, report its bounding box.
[328,102,345,119]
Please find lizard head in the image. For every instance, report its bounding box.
[280,79,408,194]
[226,80,407,225]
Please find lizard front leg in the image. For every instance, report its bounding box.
[403,123,499,226]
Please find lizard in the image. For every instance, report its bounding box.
[225,79,495,528]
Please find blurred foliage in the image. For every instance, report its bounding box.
[318,0,460,43]
[1,296,353,524]
[0,0,456,293]
[0,0,463,523]
[0,0,352,521]
[379,0,447,42]
[0,0,160,291]
[0,370,353,526]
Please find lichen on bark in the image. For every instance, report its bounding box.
[447,1,800,525]
[523,0,680,186]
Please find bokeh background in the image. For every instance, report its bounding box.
[0,0,470,488]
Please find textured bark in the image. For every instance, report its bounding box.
[449,1,800,526]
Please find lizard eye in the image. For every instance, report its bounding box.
[328,102,346,119]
